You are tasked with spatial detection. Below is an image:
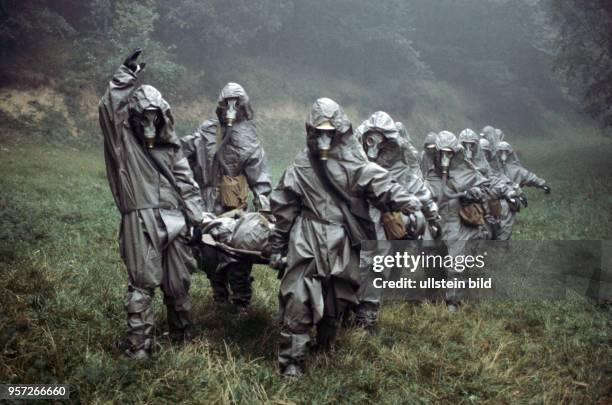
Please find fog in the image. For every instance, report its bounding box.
[0,0,610,141]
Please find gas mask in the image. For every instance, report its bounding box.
[308,121,336,160]
[499,151,508,165]
[224,97,239,127]
[425,144,436,157]
[363,132,384,160]
[438,149,454,175]
[484,150,494,162]
[462,141,476,160]
[130,107,163,149]
[315,129,335,160]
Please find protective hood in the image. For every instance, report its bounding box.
[355,111,399,142]
[423,132,438,148]
[395,121,420,167]
[215,82,254,123]
[459,128,480,161]
[496,141,520,164]
[435,130,476,179]
[128,85,179,147]
[459,128,479,144]
[305,98,361,162]
[354,111,408,167]
[306,97,352,135]
[479,138,492,152]
[431,131,488,195]
[436,130,462,153]
[481,125,503,151]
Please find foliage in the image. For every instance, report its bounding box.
[547,0,612,134]
[156,0,294,65]
[71,0,185,97]
[0,0,577,129]
[0,0,75,50]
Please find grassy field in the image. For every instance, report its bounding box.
[0,132,611,404]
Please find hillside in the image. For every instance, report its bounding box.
[1,1,611,403]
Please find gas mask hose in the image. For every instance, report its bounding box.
[441,173,464,199]
[225,99,238,127]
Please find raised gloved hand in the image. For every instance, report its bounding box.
[123,48,146,73]
[542,185,551,194]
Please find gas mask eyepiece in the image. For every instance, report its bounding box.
[425,144,436,155]
[224,97,239,127]
[364,132,384,160]
[141,108,162,149]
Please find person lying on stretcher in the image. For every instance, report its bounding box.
[193,212,285,271]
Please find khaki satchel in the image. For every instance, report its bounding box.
[488,198,502,219]
[219,174,249,209]
[459,203,485,227]
[382,211,408,240]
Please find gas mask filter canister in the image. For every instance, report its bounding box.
[316,131,334,160]
[462,142,475,160]
[440,150,453,175]
[500,151,508,165]
[314,121,335,160]
[142,108,161,149]
[225,98,238,127]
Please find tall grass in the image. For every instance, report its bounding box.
[0,132,611,403]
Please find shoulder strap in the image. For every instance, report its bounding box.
[307,153,372,246]
[143,148,192,227]
[211,124,232,185]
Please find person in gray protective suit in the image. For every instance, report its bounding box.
[459,129,525,240]
[395,121,421,164]
[99,49,206,359]
[424,131,491,312]
[420,132,438,176]
[181,82,272,314]
[489,140,550,240]
[481,125,504,150]
[266,98,423,377]
[352,111,441,329]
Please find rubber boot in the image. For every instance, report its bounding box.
[227,261,253,311]
[124,287,154,360]
[167,307,192,344]
[278,331,309,377]
[354,301,379,331]
[315,316,339,352]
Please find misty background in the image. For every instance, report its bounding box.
[0,0,610,168]
[1,2,611,401]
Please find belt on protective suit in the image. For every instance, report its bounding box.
[120,203,176,215]
[301,208,343,226]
